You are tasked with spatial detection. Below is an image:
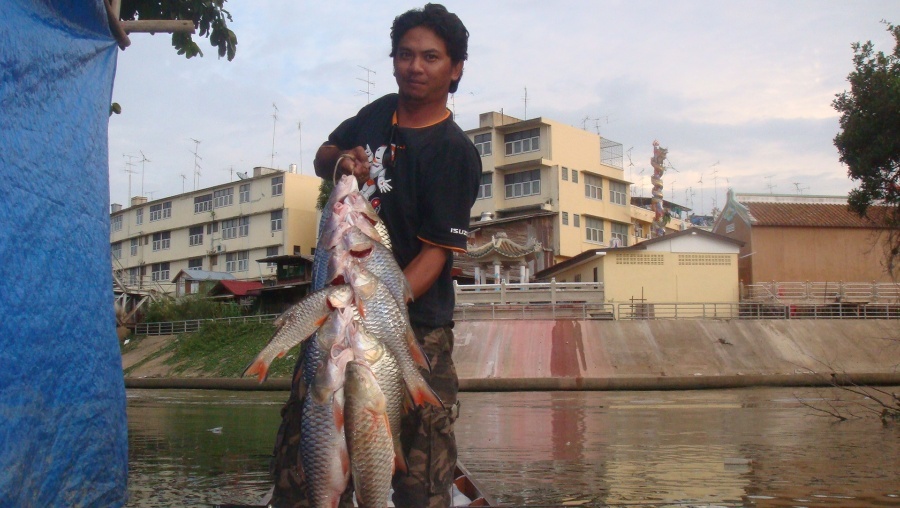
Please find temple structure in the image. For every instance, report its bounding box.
[464,232,543,284]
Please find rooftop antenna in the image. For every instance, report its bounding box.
[626,146,634,183]
[793,182,810,195]
[594,116,608,136]
[180,173,187,193]
[297,120,303,174]
[357,65,376,103]
[710,161,720,211]
[697,173,705,215]
[123,154,138,200]
[582,116,590,130]
[189,138,202,190]
[522,86,528,119]
[271,103,278,168]
[138,150,150,197]
[224,165,234,182]
[765,175,777,194]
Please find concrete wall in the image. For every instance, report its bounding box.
[452,319,899,387]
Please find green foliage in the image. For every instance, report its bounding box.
[163,321,298,378]
[120,0,238,61]
[833,21,900,277]
[317,178,334,211]
[142,295,243,323]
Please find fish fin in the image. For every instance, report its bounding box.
[406,377,443,408]
[406,327,431,372]
[241,357,269,383]
[314,314,329,327]
[393,444,408,475]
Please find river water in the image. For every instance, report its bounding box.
[126,387,899,507]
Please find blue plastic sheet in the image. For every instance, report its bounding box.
[0,0,127,505]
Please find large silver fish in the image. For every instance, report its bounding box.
[243,285,353,382]
[347,264,440,408]
[300,311,354,508]
[313,175,360,292]
[343,360,395,508]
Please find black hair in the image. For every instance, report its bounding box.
[390,3,469,94]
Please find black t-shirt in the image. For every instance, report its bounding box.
[327,94,482,328]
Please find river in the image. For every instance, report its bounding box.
[126,386,899,507]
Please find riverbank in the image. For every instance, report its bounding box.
[122,319,900,391]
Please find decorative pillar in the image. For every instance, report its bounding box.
[474,265,481,285]
[519,262,527,283]
[493,261,501,283]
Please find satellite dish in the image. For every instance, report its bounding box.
[236,171,249,180]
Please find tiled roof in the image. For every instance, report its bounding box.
[744,202,889,228]
[466,232,542,259]
[212,279,264,296]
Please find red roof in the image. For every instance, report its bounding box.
[212,279,264,296]
[745,202,890,228]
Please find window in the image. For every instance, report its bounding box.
[111,215,122,232]
[222,219,238,240]
[633,222,645,239]
[239,183,251,203]
[152,231,170,251]
[111,242,122,259]
[206,222,218,235]
[189,226,203,246]
[128,267,141,285]
[239,216,250,237]
[266,246,279,267]
[188,257,203,270]
[562,212,569,225]
[574,214,580,227]
[214,187,234,208]
[149,201,171,221]
[271,210,283,232]
[561,167,568,181]
[610,181,627,206]
[574,274,582,283]
[504,128,540,156]
[194,194,212,213]
[477,173,493,200]
[226,251,249,272]
[504,169,541,199]
[585,217,604,244]
[271,175,284,196]
[572,170,579,183]
[135,208,143,225]
[585,173,602,200]
[611,223,629,246]
[474,133,492,156]
[151,262,170,281]
[130,238,139,256]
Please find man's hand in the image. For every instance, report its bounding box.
[314,144,371,185]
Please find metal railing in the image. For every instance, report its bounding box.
[743,281,900,304]
[617,302,900,320]
[136,314,279,335]
[454,280,605,305]
[454,303,615,321]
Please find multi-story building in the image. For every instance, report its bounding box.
[109,166,321,293]
[466,112,633,264]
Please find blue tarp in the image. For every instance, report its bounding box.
[0,0,127,505]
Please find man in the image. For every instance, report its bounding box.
[270,4,481,507]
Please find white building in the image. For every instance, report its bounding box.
[109,166,321,294]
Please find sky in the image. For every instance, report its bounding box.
[108,0,897,216]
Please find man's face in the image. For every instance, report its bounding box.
[393,26,463,105]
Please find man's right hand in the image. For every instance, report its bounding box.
[314,144,370,186]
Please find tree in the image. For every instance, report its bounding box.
[833,21,900,277]
[119,0,237,61]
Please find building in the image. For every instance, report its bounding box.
[466,112,633,263]
[533,228,743,306]
[630,196,689,243]
[712,190,895,284]
[109,166,321,294]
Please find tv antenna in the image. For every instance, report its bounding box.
[764,175,777,194]
[626,146,634,182]
[189,138,202,190]
[180,173,187,193]
[271,103,278,168]
[357,66,376,103]
[138,151,151,197]
[710,161,720,211]
[697,173,705,215]
[793,182,810,195]
[297,120,303,174]
[123,154,138,200]
[224,165,234,182]
[522,87,528,119]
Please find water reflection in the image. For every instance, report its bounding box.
[127,387,900,507]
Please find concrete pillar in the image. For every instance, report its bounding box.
[493,261,501,283]
[519,262,527,284]
[474,265,481,286]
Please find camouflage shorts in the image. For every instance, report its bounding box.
[268,326,459,508]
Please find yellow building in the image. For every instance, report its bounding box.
[467,112,633,263]
[533,228,743,306]
[109,166,321,294]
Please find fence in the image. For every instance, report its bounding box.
[135,314,279,336]
[454,303,615,321]
[454,280,605,305]
[743,281,900,304]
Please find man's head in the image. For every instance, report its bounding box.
[390,3,469,94]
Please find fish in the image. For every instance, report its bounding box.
[242,285,353,382]
[343,360,396,508]
[347,263,440,408]
[300,312,354,508]
[347,320,407,474]
[313,175,360,292]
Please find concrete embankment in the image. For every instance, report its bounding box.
[124,319,900,391]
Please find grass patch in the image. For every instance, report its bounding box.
[163,321,299,378]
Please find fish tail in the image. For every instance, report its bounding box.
[241,356,270,383]
[407,377,443,408]
[406,327,431,372]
